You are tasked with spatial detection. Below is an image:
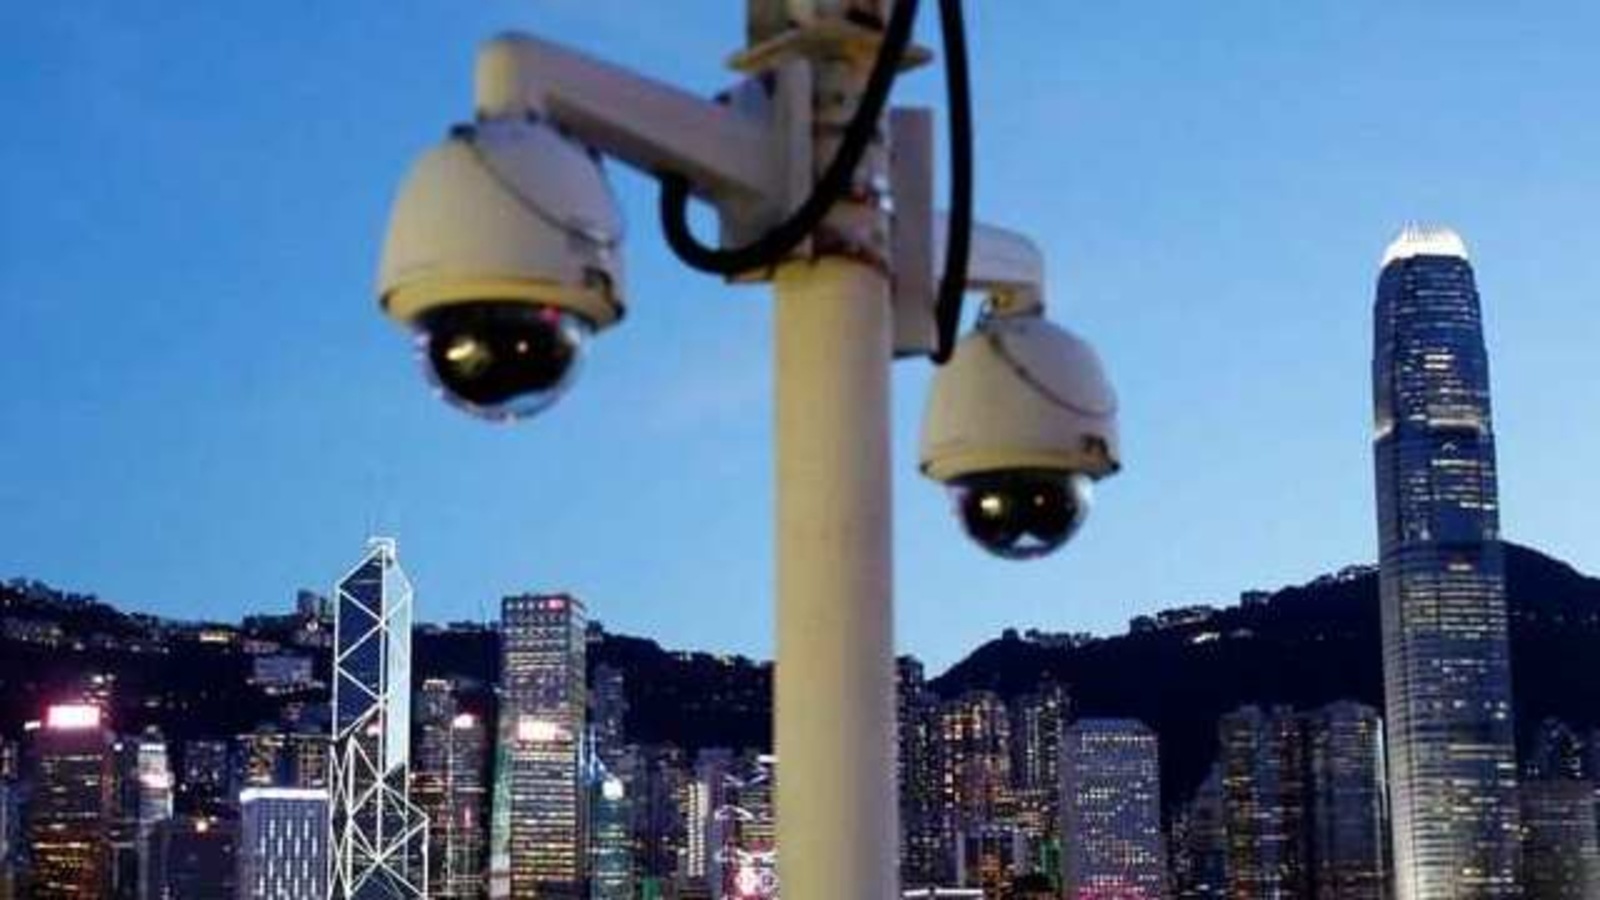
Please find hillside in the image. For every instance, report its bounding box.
[930,542,1600,804]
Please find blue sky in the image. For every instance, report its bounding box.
[2,1,1596,670]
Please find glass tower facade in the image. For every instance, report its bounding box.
[1373,225,1520,898]
[413,679,489,898]
[329,537,430,898]
[500,593,587,898]
[1306,702,1388,900]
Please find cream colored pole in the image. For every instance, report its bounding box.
[773,256,899,900]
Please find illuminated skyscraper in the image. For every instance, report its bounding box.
[715,754,777,900]
[632,744,689,893]
[1306,702,1387,900]
[26,704,114,899]
[938,692,1013,841]
[1373,225,1521,897]
[111,731,172,899]
[238,787,328,899]
[1010,682,1069,876]
[1218,705,1308,898]
[586,665,633,900]
[589,665,628,763]
[414,678,490,897]
[937,692,1021,893]
[684,748,734,896]
[587,764,633,900]
[500,593,587,897]
[329,537,429,898]
[896,656,944,888]
[1059,718,1166,900]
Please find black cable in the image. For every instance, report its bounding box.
[930,0,972,364]
[655,0,975,369]
[657,0,921,275]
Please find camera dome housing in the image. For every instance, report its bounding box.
[920,312,1119,559]
[949,469,1092,560]
[377,116,625,419]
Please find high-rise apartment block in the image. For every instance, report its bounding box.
[1373,225,1521,897]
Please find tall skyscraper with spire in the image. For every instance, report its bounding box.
[329,537,430,898]
[1373,225,1520,897]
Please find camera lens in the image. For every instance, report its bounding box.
[416,301,589,421]
[950,470,1091,560]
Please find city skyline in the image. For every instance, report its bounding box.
[4,530,1600,896]
[2,3,1598,671]
[3,3,1600,894]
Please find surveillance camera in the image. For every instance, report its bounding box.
[377,116,626,421]
[919,310,1119,559]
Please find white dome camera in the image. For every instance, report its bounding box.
[919,310,1120,559]
[377,116,625,421]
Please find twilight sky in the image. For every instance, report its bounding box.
[2,1,1597,670]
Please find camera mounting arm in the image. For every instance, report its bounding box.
[943,216,1045,317]
[473,33,800,211]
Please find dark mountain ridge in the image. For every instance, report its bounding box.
[930,541,1600,804]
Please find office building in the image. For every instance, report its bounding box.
[176,740,229,816]
[501,593,588,897]
[110,731,172,898]
[1520,779,1600,899]
[142,815,235,899]
[284,731,331,789]
[238,787,328,899]
[716,754,777,900]
[236,727,287,790]
[897,656,945,888]
[683,748,734,896]
[1060,718,1166,900]
[1373,224,1521,897]
[329,537,429,898]
[633,744,690,890]
[588,762,634,900]
[1218,705,1308,898]
[1011,682,1069,875]
[589,665,628,766]
[0,779,18,900]
[26,704,114,899]
[1305,702,1387,900]
[938,691,1013,858]
[414,678,490,897]
[1170,764,1227,899]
